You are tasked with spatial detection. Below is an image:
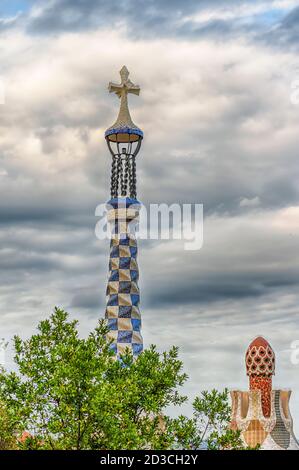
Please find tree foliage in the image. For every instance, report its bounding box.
[0,400,19,450]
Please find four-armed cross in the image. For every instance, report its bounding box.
[105,65,143,141]
[108,65,140,99]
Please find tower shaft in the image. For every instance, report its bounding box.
[105,198,143,358]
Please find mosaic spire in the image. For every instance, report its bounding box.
[230,337,299,449]
[104,67,143,359]
[246,336,275,417]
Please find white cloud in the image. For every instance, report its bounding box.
[240,196,260,207]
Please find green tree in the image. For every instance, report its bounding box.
[192,389,247,450]
[166,389,249,450]
[0,308,187,450]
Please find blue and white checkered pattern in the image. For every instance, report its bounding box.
[105,198,143,359]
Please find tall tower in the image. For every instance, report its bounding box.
[104,66,143,359]
[231,336,299,450]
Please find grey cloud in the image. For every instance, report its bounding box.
[71,287,103,310]
[1,0,297,49]
[0,16,20,32]
[281,5,299,30]
[24,0,282,41]
[263,6,299,49]
[139,209,299,309]
[25,0,218,34]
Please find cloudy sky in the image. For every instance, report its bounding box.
[0,0,299,431]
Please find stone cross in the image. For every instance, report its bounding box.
[108,65,140,98]
[107,66,140,130]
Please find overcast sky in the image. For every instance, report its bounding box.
[0,0,299,432]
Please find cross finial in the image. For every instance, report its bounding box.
[108,66,140,99]
[105,66,143,142]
